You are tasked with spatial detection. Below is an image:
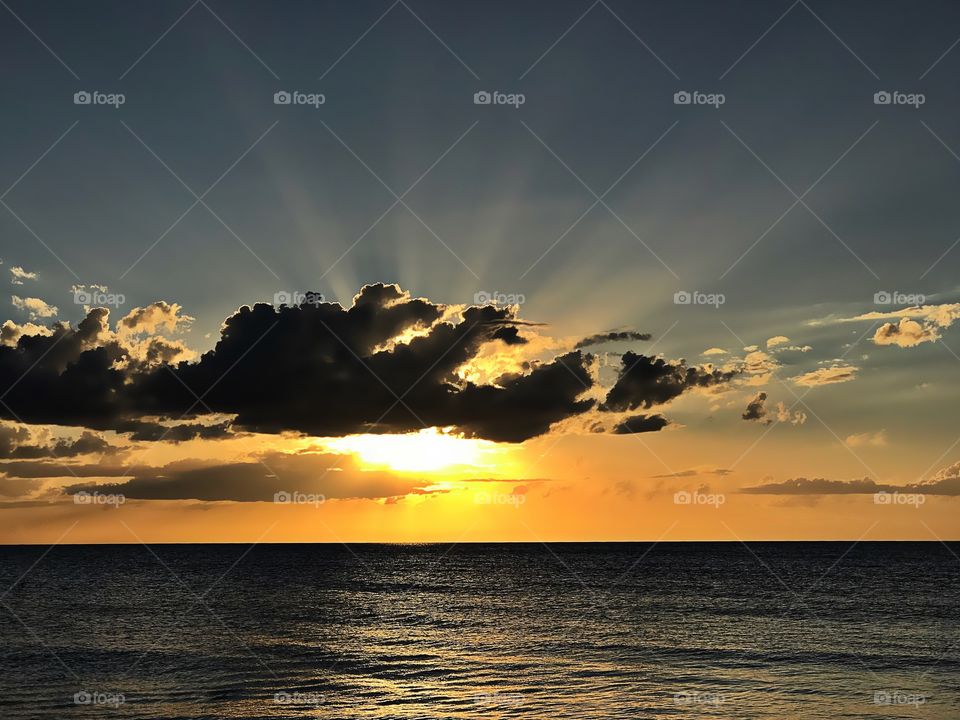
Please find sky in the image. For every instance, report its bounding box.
[1,0,959,543]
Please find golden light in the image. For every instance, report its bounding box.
[318,427,513,475]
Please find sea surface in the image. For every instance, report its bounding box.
[0,542,957,719]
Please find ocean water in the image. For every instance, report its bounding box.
[0,542,956,719]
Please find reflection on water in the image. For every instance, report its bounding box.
[0,542,957,718]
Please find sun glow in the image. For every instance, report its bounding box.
[318,428,512,474]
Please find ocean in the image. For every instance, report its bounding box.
[0,542,956,718]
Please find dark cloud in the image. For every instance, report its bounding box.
[651,468,731,478]
[741,474,960,496]
[741,392,768,422]
[62,452,432,502]
[0,284,594,443]
[611,414,669,434]
[491,326,528,345]
[601,352,740,413]
[125,420,234,443]
[0,425,118,459]
[574,331,651,349]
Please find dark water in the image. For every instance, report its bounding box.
[0,542,957,719]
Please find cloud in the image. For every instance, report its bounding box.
[600,352,740,412]
[118,301,194,338]
[702,347,727,356]
[1,319,52,346]
[872,318,939,348]
[792,364,858,387]
[839,303,960,348]
[0,423,119,459]
[610,414,669,434]
[766,336,789,348]
[774,402,806,426]
[9,266,37,285]
[12,296,57,320]
[651,467,731,479]
[741,392,768,422]
[62,451,433,502]
[0,284,599,443]
[574,331,651,349]
[741,470,960,496]
[845,430,887,447]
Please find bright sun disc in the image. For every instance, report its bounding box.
[319,428,504,474]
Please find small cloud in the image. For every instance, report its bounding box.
[792,364,858,387]
[741,392,768,422]
[845,430,887,447]
[702,347,727,356]
[775,401,806,426]
[9,266,37,285]
[873,318,939,348]
[651,467,731,479]
[610,414,669,434]
[766,335,789,348]
[574,330,651,349]
[11,295,57,320]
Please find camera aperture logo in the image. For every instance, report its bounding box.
[274,90,325,108]
[473,90,525,108]
[73,285,125,309]
[674,290,724,308]
[73,90,125,108]
[74,690,125,708]
[674,90,725,108]
[873,91,924,108]
[873,290,925,306]
[274,490,326,507]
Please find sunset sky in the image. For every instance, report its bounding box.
[1,0,959,543]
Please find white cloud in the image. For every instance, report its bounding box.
[792,364,858,387]
[9,266,37,285]
[766,335,790,348]
[11,295,57,320]
[845,430,887,447]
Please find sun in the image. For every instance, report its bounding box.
[319,427,511,474]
